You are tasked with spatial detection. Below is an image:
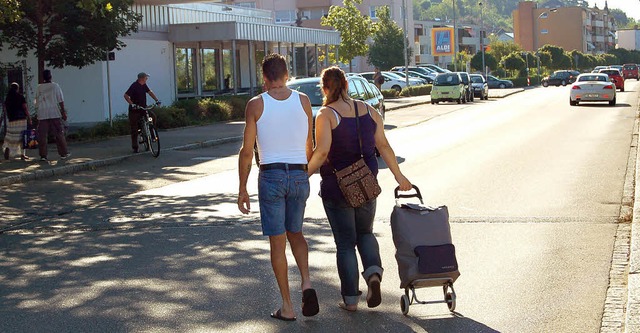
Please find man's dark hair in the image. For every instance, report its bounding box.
[262,53,288,82]
[43,70,52,82]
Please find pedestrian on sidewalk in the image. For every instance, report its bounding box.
[35,70,70,161]
[237,53,319,321]
[124,72,160,154]
[307,66,412,312]
[373,67,384,91]
[2,82,31,161]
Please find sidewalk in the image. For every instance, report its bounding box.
[0,87,523,187]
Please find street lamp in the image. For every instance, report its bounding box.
[533,7,557,85]
[453,0,457,71]
[402,0,409,88]
[479,1,485,77]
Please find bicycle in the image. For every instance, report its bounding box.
[134,102,160,157]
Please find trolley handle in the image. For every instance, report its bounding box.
[394,185,423,202]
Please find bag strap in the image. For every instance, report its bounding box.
[353,100,364,158]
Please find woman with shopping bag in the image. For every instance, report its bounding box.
[2,82,31,161]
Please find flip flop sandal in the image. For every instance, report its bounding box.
[270,309,296,321]
[302,288,320,317]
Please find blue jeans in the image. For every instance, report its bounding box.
[258,169,310,236]
[323,198,384,305]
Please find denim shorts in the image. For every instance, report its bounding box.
[258,169,310,236]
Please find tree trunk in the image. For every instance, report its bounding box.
[35,0,44,83]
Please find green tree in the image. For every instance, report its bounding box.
[470,51,498,72]
[0,0,141,82]
[321,0,372,72]
[502,52,525,77]
[368,6,411,70]
[0,0,20,24]
[487,37,522,65]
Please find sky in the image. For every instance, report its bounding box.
[587,0,640,21]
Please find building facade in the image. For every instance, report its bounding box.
[617,27,640,51]
[513,1,616,54]
[414,20,488,69]
[223,0,415,72]
[0,1,339,125]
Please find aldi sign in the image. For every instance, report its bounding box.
[431,27,454,56]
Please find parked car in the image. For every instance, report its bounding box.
[392,70,429,85]
[622,63,639,80]
[598,68,625,91]
[361,71,419,92]
[431,72,465,104]
[469,74,489,100]
[541,70,579,87]
[390,66,437,82]
[287,75,385,118]
[591,65,609,73]
[569,73,616,106]
[390,67,434,83]
[486,75,514,89]
[419,64,451,74]
[456,72,474,102]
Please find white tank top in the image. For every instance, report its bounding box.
[256,90,309,165]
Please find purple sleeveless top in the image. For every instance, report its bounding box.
[319,101,378,202]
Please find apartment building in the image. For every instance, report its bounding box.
[513,1,616,54]
[224,0,415,71]
[414,20,488,69]
[0,1,339,125]
[617,27,640,50]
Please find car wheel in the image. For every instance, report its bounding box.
[561,80,567,86]
[470,93,474,102]
[392,85,401,92]
[499,83,506,89]
[542,81,548,87]
[621,86,625,92]
[569,98,577,106]
[610,97,616,106]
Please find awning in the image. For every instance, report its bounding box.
[169,21,340,45]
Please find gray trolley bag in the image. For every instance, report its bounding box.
[390,185,460,315]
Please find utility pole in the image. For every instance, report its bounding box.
[402,0,409,88]
[479,1,485,77]
[453,0,457,71]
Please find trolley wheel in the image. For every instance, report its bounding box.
[445,292,456,311]
[401,295,410,315]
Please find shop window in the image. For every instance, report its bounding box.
[201,49,218,92]
[176,47,196,94]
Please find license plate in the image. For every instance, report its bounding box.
[586,93,599,98]
[442,92,449,94]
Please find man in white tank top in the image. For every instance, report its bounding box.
[237,54,319,321]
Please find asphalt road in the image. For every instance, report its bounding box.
[1,83,639,332]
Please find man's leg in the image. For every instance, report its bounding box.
[37,119,49,159]
[287,231,311,291]
[50,118,68,157]
[128,110,140,151]
[269,234,295,319]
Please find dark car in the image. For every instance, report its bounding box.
[469,74,489,100]
[541,70,579,87]
[486,75,514,89]
[456,72,473,102]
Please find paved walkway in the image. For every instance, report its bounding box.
[2,86,638,333]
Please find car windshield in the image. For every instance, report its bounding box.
[600,70,620,76]
[288,82,323,106]
[624,65,637,70]
[384,72,403,79]
[434,74,459,86]
[578,75,607,82]
[470,75,484,83]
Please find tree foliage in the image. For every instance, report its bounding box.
[367,6,410,70]
[0,0,21,24]
[0,0,141,81]
[470,51,498,72]
[321,0,372,71]
[502,52,525,77]
[487,37,522,65]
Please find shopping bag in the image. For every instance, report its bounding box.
[22,127,38,149]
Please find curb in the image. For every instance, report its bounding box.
[626,99,640,333]
[0,136,244,187]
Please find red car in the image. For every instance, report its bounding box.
[622,63,639,80]
[598,68,625,92]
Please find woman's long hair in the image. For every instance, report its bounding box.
[321,66,349,106]
[4,82,20,104]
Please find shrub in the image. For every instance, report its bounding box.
[154,106,189,129]
[400,84,432,97]
[381,89,399,99]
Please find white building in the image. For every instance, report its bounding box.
[414,20,489,69]
[0,1,339,126]
[617,28,640,50]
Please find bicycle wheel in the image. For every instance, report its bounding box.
[148,123,160,157]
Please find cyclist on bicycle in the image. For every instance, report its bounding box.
[124,72,160,153]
